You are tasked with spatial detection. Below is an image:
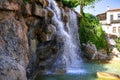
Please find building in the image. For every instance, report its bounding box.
[97,8,120,37]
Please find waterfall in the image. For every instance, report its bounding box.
[47,0,82,73]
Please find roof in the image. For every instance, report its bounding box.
[97,8,120,21]
[96,13,106,20]
[107,8,120,12]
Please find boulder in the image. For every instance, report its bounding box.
[82,42,108,60]
[82,43,97,59]
[32,3,46,17]
[112,48,120,57]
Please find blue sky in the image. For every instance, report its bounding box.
[75,0,120,15]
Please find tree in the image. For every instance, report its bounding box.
[79,13,109,53]
[78,0,101,16]
[60,0,79,8]
[60,0,101,16]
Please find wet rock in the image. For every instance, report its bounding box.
[47,9,54,17]
[36,40,58,68]
[32,3,46,17]
[64,6,70,12]
[35,0,49,7]
[62,13,68,25]
[56,1,63,8]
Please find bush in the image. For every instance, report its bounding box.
[79,13,109,53]
[59,0,79,8]
[114,38,120,51]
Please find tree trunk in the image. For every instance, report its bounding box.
[80,5,84,17]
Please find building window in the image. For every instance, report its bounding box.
[118,27,120,33]
[118,14,120,20]
[113,27,116,33]
[110,15,113,21]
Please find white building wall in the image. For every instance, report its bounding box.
[100,11,120,37]
[106,12,120,23]
[100,20,107,24]
[101,25,109,33]
[106,12,111,24]
[111,24,120,36]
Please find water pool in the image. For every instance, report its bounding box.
[35,60,120,80]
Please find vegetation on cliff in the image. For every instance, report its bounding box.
[79,13,108,52]
[114,38,120,51]
[60,0,108,53]
[60,0,101,16]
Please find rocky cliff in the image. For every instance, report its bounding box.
[0,0,80,80]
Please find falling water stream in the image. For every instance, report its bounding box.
[47,0,82,73]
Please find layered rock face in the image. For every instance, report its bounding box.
[0,0,29,80]
[25,0,80,76]
[0,0,80,80]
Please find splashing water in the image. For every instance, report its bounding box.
[47,0,84,73]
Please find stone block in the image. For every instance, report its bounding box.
[0,1,19,11]
[32,3,46,17]
[35,0,49,7]
[24,2,32,16]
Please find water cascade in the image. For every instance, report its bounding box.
[46,0,82,73]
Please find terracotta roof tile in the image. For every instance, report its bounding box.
[97,8,120,20]
[96,13,106,20]
[107,8,120,12]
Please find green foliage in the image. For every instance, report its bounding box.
[60,0,101,16]
[79,13,108,52]
[114,38,120,51]
[60,0,100,8]
[60,0,79,8]
[23,0,29,2]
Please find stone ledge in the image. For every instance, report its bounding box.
[35,0,49,7]
[0,1,19,11]
[32,3,46,17]
[27,0,49,7]
[24,3,53,18]
[23,2,32,16]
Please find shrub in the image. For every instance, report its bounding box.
[79,13,109,53]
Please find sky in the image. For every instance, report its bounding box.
[74,0,120,16]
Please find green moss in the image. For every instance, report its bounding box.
[60,0,79,8]
[114,38,120,51]
[23,0,29,2]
